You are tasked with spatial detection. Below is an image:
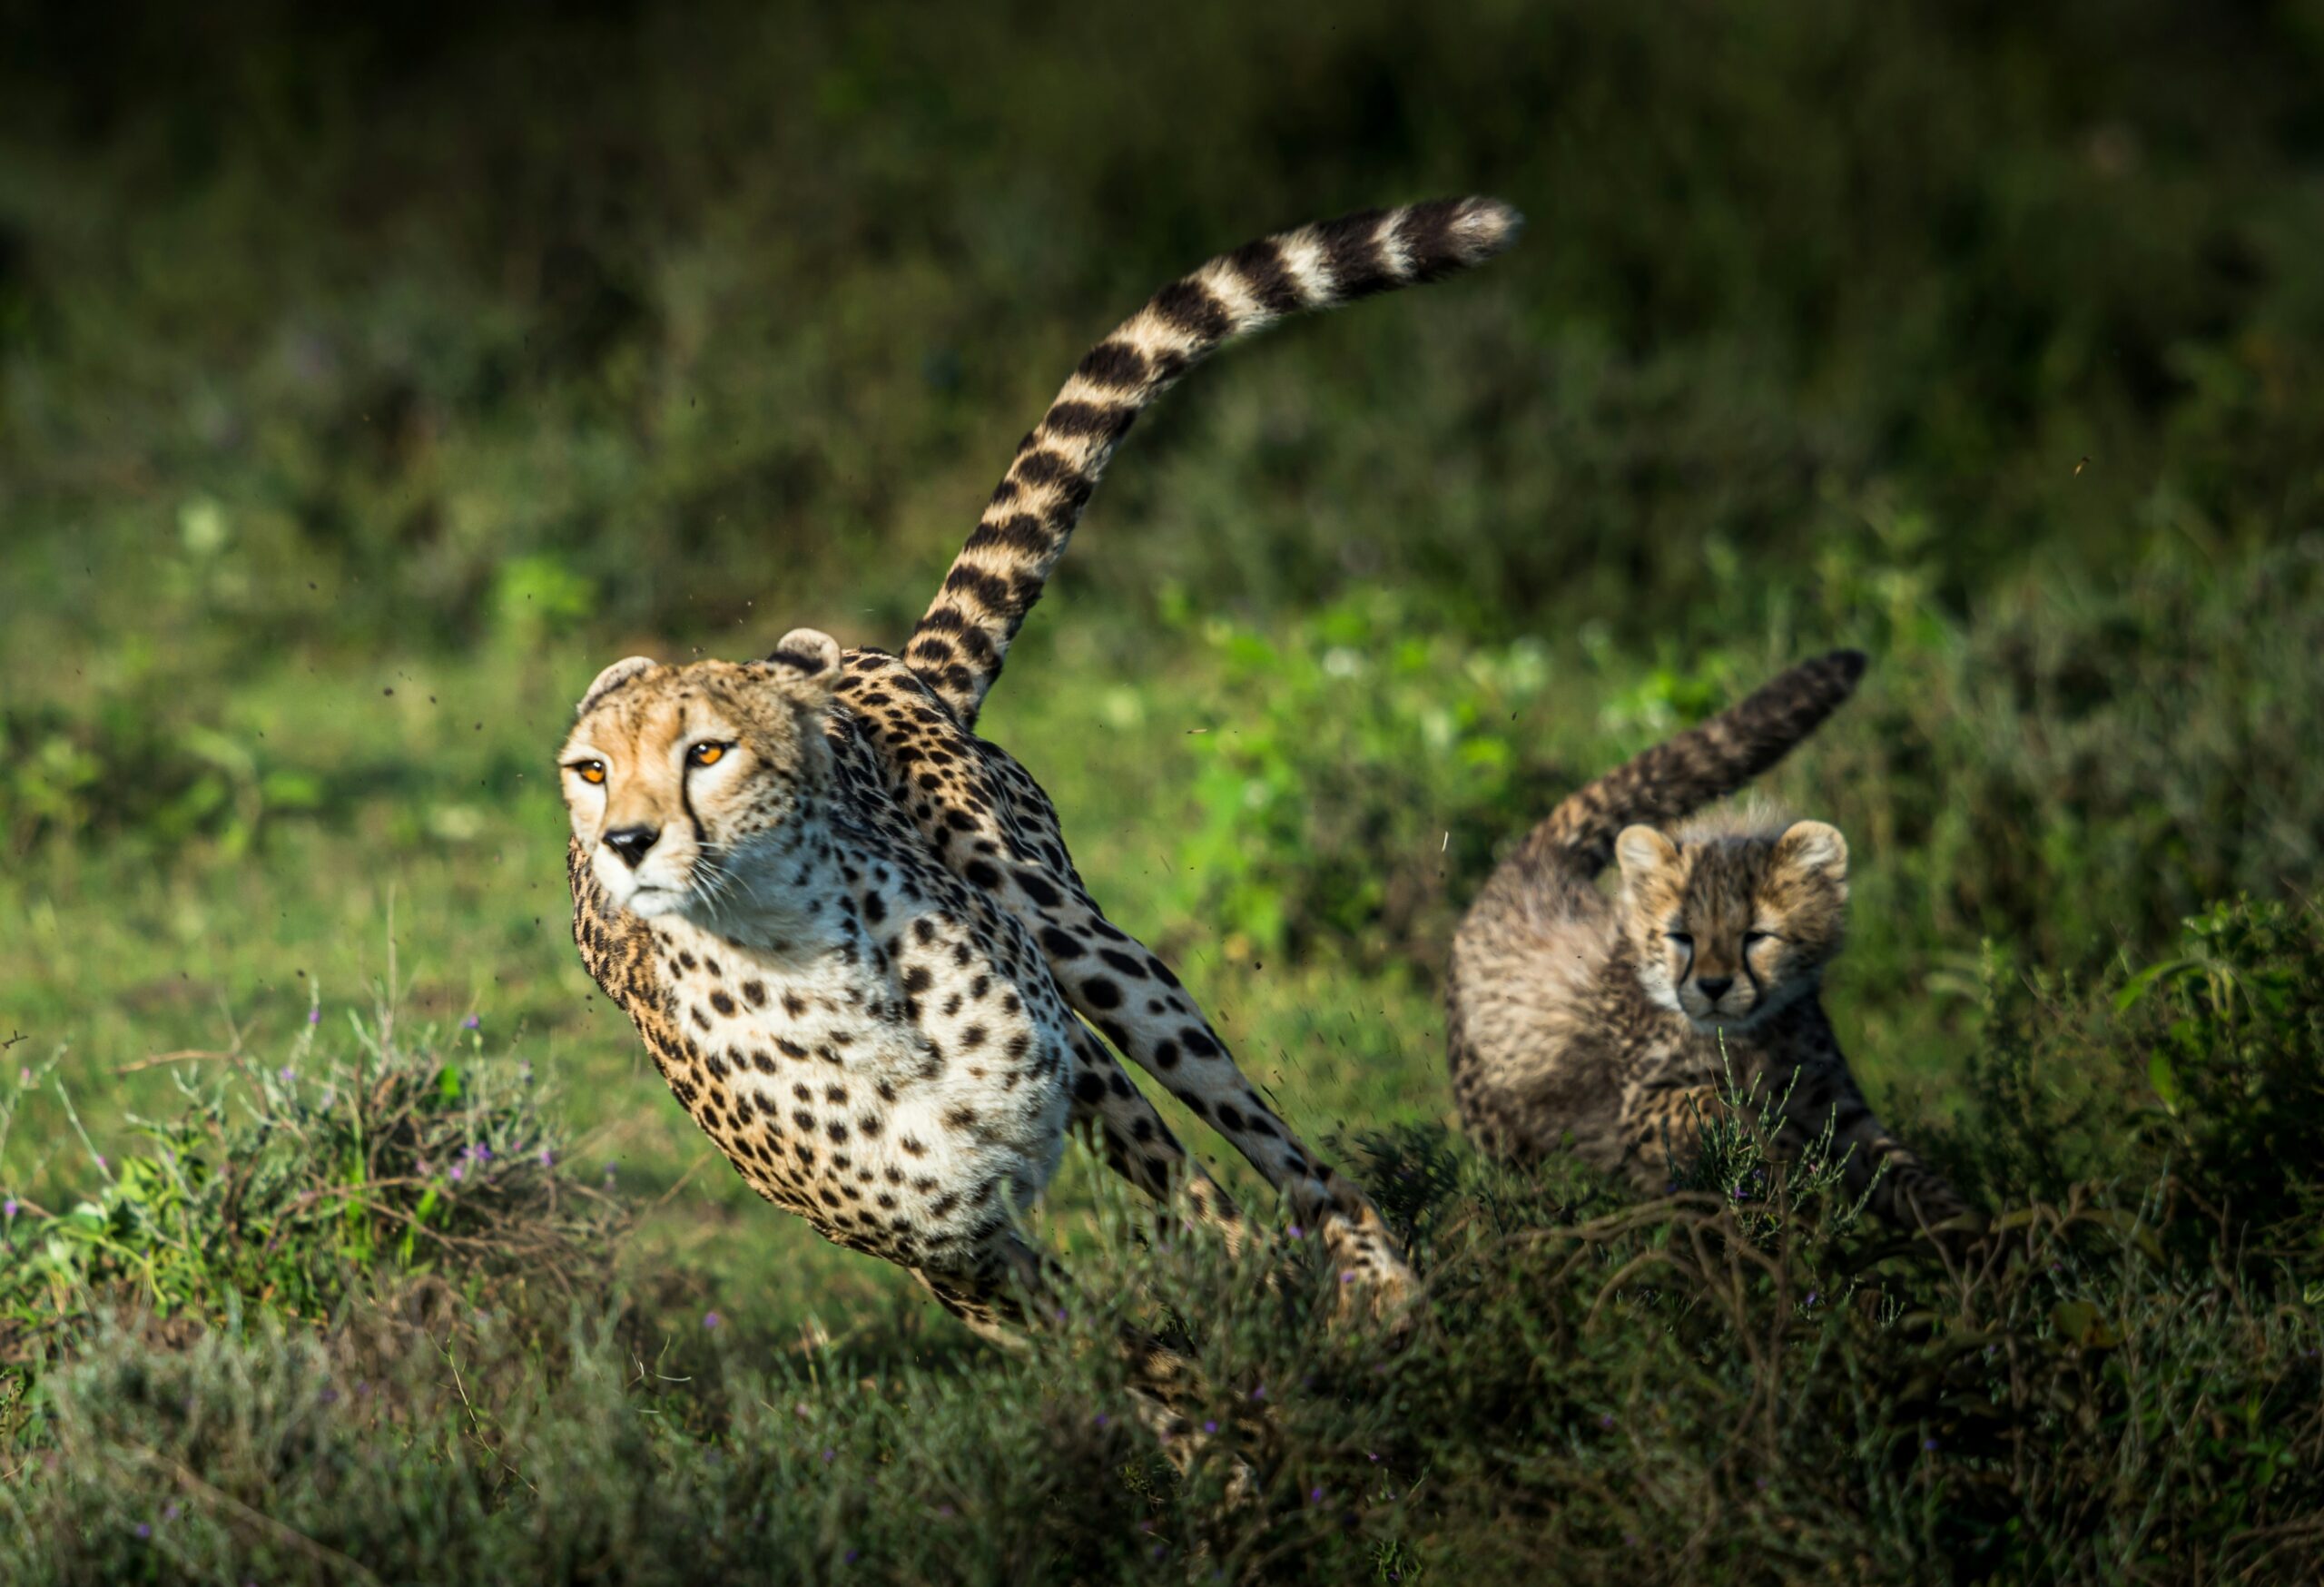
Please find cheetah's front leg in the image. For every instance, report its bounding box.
[1064,1023,1252,1253]
[1033,894,1419,1328]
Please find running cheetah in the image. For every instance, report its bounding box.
[1447,651,1973,1237]
[560,199,1520,1377]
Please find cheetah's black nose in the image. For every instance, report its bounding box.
[1695,975,1733,1002]
[604,825,660,869]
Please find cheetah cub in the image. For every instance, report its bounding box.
[561,199,1520,1376]
[1447,651,1971,1237]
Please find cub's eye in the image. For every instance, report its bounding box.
[1665,932,1694,949]
[1744,930,1778,945]
[569,760,606,785]
[687,742,729,768]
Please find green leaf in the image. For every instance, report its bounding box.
[2147,1049,2181,1113]
[2116,957,2195,1012]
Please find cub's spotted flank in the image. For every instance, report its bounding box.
[1447,651,1974,1238]
[560,199,1520,1425]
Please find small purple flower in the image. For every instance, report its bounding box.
[1286,1224,1303,1238]
[844,1551,859,1565]
[320,1387,339,1405]
[1340,1270,1356,1284]
[537,1148,554,1168]
[135,1523,151,1540]
[1922,1437,1939,1453]
[94,1154,105,1169]
[2,1199,16,1218]
[308,1008,321,1025]
[279,1066,294,1083]
[704,1311,723,1331]
[1600,1413,1615,1430]
[448,1165,465,1183]
[1094,1413,1109,1427]
[1249,1384,1266,1401]
[164,1503,181,1522]
[1308,1486,1325,1504]
[462,1014,481,1030]
[822,1448,834,1463]
[1202,1419,1217,1434]
[1804,1291,1819,1307]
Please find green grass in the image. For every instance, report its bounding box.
[6,898,2324,1582]
[6,1,2324,1579]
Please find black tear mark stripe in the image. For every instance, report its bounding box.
[675,705,710,851]
[902,194,1521,731]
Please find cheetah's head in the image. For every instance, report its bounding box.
[557,629,842,922]
[1613,810,1849,1034]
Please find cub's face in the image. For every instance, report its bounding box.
[556,629,842,920]
[1614,819,1849,1033]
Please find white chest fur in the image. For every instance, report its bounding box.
[643,906,1073,1267]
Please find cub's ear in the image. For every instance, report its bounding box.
[1614,824,1679,883]
[1772,820,1849,889]
[576,656,656,717]
[763,628,843,706]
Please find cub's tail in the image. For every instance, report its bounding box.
[1513,649,1868,878]
[903,195,1521,728]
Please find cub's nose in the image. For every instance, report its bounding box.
[603,825,661,869]
[1695,975,1734,1002]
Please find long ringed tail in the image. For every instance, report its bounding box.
[903,195,1522,728]
[1514,649,1868,877]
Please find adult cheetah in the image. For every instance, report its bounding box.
[560,199,1521,1382]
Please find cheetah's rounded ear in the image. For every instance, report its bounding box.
[1614,824,1679,882]
[576,656,656,717]
[764,628,842,705]
[1772,820,1849,889]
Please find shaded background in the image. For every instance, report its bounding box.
[5,0,2323,1314]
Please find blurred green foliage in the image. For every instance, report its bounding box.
[5,1,2324,661]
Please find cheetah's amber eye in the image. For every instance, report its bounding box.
[571,760,606,785]
[687,742,729,768]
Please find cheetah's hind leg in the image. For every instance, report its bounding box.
[911,1233,1260,1502]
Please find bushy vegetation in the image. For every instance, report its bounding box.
[5,900,2323,1582]
[5,2,2324,1581]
